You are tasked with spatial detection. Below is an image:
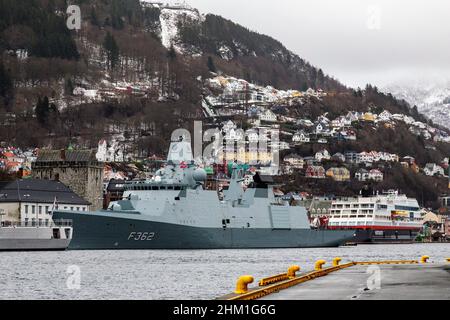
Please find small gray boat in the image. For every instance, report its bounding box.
[0,220,73,251]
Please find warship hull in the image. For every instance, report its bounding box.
[53,211,355,250]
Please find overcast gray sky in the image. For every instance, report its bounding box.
[187,0,450,88]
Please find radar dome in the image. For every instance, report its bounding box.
[193,168,207,182]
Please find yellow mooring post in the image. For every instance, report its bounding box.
[287,265,300,279]
[315,260,326,271]
[332,257,342,266]
[234,275,254,294]
[420,255,430,263]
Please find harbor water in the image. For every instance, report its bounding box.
[1,243,449,300]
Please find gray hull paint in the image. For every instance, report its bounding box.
[0,227,71,251]
[0,239,71,251]
[54,211,355,250]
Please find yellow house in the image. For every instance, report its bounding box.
[224,148,273,165]
[363,112,376,122]
[326,167,350,182]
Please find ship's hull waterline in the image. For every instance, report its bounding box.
[54,211,355,250]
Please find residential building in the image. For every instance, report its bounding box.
[305,166,326,179]
[326,167,350,182]
[424,163,445,177]
[283,154,304,169]
[345,152,359,164]
[368,169,384,182]
[358,151,374,164]
[315,150,331,162]
[331,153,345,163]
[259,109,277,122]
[355,168,369,182]
[292,131,310,143]
[378,110,392,122]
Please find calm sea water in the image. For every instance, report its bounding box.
[1,243,449,300]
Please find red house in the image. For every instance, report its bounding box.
[305,166,326,179]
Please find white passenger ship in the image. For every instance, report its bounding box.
[327,190,423,243]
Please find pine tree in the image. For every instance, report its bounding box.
[36,96,50,125]
[0,63,12,97]
[0,63,13,106]
[103,32,120,70]
[91,8,99,27]
[207,56,217,73]
[167,45,177,61]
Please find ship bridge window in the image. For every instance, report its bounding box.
[168,186,174,190]
[160,187,166,190]
[152,186,158,190]
[377,204,388,209]
[174,186,181,191]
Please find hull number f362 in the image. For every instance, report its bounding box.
[128,232,156,241]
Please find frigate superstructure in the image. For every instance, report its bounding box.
[53,137,355,249]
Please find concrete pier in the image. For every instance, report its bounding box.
[260,264,450,300]
[219,258,450,300]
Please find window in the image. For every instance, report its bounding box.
[70,207,74,211]
[76,207,80,211]
[25,205,29,214]
[82,207,86,211]
[31,206,35,214]
[38,206,42,215]
[45,206,49,213]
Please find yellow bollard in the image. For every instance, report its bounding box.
[420,255,430,263]
[315,260,326,271]
[287,265,300,279]
[446,258,450,263]
[332,257,342,267]
[235,275,254,294]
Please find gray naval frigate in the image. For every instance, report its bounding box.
[53,138,355,249]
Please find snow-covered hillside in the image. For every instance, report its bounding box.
[384,82,450,129]
[141,1,204,55]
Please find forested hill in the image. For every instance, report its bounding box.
[0,0,443,151]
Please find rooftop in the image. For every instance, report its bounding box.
[34,149,98,164]
[0,179,90,205]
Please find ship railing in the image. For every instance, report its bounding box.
[0,219,72,228]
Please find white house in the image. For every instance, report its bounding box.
[368,169,384,182]
[246,129,260,143]
[297,119,314,127]
[358,151,374,164]
[0,179,90,225]
[259,109,277,122]
[315,149,331,162]
[315,122,330,135]
[222,120,236,133]
[378,110,392,122]
[424,163,445,177]
[96,139,124,162]
[292,131,310,143]
[224,128,245,142]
